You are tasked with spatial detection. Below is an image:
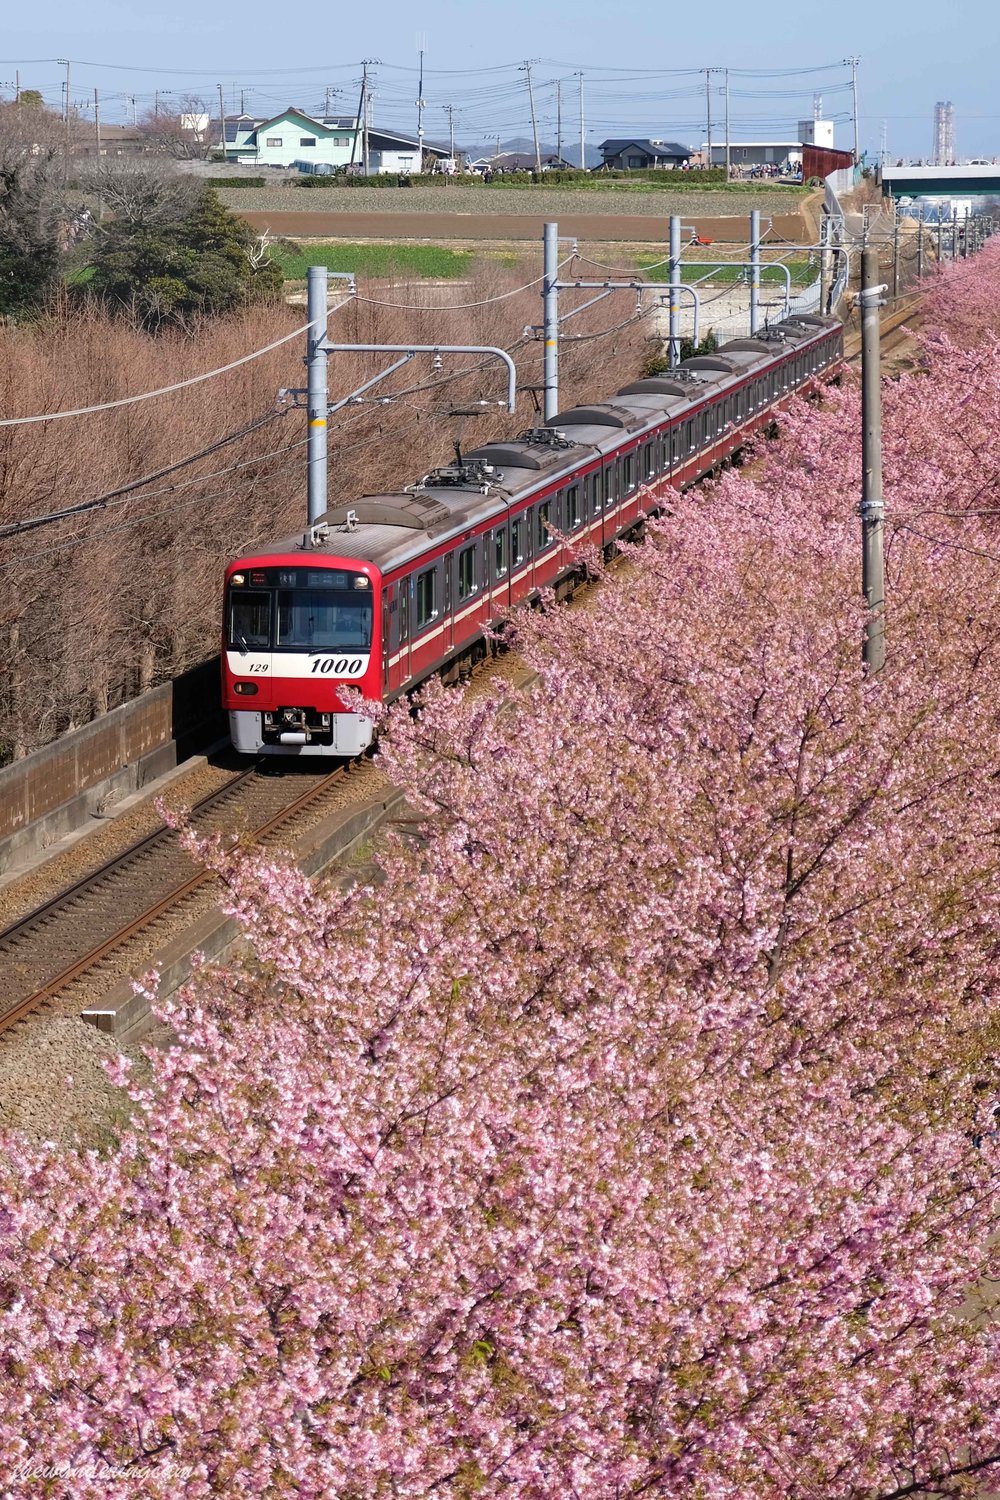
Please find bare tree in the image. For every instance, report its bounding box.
[137,95,215,161]
[76,156,201,228]
[0,101,66,316]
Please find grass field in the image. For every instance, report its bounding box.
[635,252,816,286]
[269,242,478,279]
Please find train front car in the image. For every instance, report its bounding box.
[223,551,381,756]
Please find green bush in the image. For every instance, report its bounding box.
[82,188,283,331]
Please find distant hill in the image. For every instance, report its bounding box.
[463,135,603,170]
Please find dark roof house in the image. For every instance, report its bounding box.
[598,138,694,170]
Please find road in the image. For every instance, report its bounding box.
[242,209,811,246]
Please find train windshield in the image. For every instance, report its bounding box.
[227,568,374,653]
[228,591,270,650]
[275,588,372,651]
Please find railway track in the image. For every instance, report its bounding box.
[0,305,922,1045]
[0,762,351,1035]
[842,292,923,364]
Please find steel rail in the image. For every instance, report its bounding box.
[0,764,347,1034]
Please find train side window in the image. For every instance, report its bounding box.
[415,566,437,629]
[399,586,409,642]
[512,516,526,564]
[590,472,601,515]
[536,499,554,551]
[494,527,509,578]
[643,442,655,480]
[566,484,582,528]
[604,465,615,508]
[622,454,634,493]
[457,543,477,601]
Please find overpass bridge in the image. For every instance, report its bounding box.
[882,163,1000,200]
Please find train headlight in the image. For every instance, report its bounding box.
[233,682,259,696]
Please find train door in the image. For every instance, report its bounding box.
[394,577,412,685]
[443,552,454,655]
[381,589,391,693]
[491,522,511,613]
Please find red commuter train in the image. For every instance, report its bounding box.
[223,314,843,757]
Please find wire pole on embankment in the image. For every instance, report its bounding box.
[860,245,886,674]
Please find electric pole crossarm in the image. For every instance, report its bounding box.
[327,355,417,416]
[318,344,517,412]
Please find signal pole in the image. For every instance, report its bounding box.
[860,246,886,673]
[705,68,713,168]
[668,214,682,367]
[543,222,559,419]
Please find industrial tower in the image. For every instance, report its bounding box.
[933,101,955,165]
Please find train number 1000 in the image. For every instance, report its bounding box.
[310,657,365,676]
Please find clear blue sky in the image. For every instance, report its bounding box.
[4,0,996,161]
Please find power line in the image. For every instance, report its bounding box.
[0,320,315,428]
[0,411,286,538]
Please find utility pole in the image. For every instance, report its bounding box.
[917,207,924,279]
[749,208,761,335]
[577,71,585,171]
[892,214,900,298]
[14,70,19,105]
[416,36,426,169]
[556,79,562,164]
[705,67,713,168]
[521,60,542,175]
[845,56,861,164]
[325,86,331,117]
[218,83,226,160]
[819,215,830,316]
[860,246,886,673]
[129,95,137,127]
[59,59,71,184]
[362,60,371,176]
[724,68,731,181]
[668,214,682,368]
[94,88,103,223]
[307,266,330,525]
[445,102,456,163]
[543,222,559,420]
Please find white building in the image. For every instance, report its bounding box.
[223,109,448,173]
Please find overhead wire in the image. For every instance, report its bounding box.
[0,410,287,538]
[0,319,316,427]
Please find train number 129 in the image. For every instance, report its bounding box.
[310,657,364,676]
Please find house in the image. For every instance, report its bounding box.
[468,151,573,173]
[220,108,449,173]
[598,138,693,170]
[71,122,150,158]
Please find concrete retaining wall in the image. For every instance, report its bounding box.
[0,657,225,875]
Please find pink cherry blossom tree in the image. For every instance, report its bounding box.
[5,249,1000,1496]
